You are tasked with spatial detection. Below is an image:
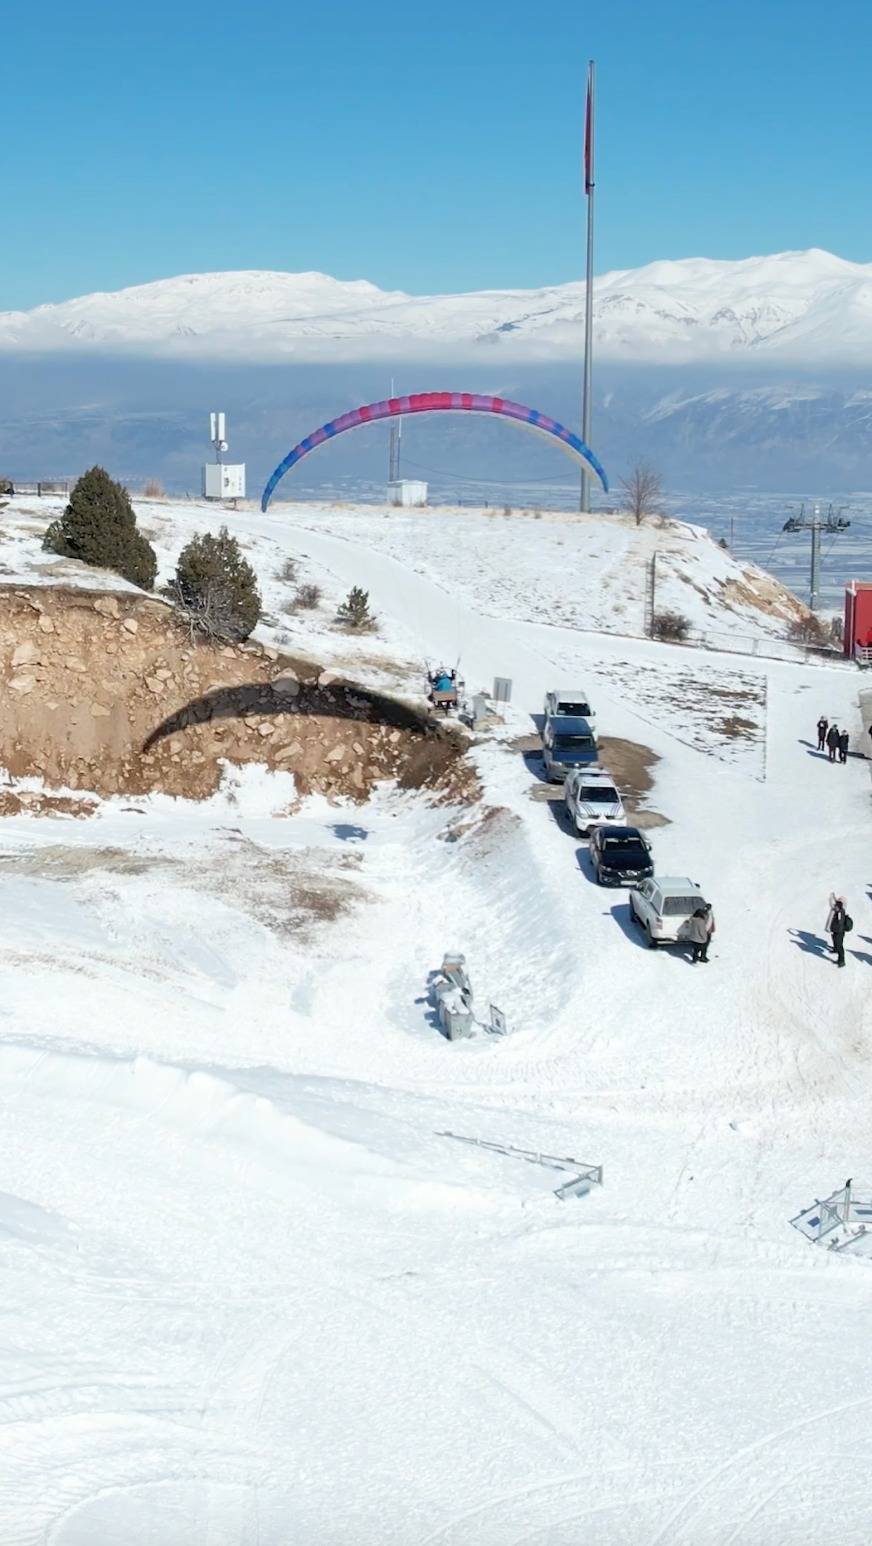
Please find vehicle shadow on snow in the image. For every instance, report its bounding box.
[610,902,648,948]
[523,749,552,784]
[612,904,695,962]
[573,845,596,881]
[789,928,830,958]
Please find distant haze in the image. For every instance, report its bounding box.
[2,250,872,497]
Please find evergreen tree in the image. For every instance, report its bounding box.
[336,586,375,630]
[173,526,261,641]
[43,467,157,590]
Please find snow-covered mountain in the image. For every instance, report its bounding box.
[3,248,872,364]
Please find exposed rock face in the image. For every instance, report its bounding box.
[0,586,472,802]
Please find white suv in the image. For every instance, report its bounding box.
[564,770,624,835]
[544,688,595,721]
[629,876,706,948]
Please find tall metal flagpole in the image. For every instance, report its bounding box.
[580,59,596,513]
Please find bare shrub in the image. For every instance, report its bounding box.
[502,505,514,517]
[621,464,663,526]
[787,613,829,646]
[142,478,164,499]
[651,609,690,643]
[276,556,298,583]
[293,583,321,610]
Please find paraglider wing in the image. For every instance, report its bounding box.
[261,392,609,510]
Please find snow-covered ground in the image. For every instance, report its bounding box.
[1,496,871,1544]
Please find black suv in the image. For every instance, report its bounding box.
[589,825,653,886]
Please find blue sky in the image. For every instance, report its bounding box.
[5,0,872,307]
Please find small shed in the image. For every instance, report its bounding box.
[203,463,246,500]
[844,581,872,661]
[388,479,428,508]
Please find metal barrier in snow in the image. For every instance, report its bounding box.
[437,1131,603,1202]
[791,1179,872,1257]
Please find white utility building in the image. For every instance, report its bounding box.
[202,463,246,500]
[388,479,428,508]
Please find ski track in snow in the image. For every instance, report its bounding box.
[0,498,870,1542]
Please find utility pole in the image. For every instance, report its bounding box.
[780,502,850,612]
[645,551,657,635]
[388,378,402,484]
[580,60,596,513]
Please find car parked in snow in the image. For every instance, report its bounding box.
[564,769,624,835]
[629,876,706,947]
[541,716,598,782]
[544,688,595,722]
[589,825,653,886]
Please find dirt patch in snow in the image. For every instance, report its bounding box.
[0,836,366,938]
[513,728,669,827]
[0,585,475,806]
[719,568,808,623]
[597,736,668,829]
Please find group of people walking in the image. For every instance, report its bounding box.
[816,716,850,763]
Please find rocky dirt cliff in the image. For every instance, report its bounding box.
[0,586,470,805]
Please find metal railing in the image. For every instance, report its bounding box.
[792,1180,872,1254]
[8,480,73,498]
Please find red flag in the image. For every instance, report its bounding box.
[584,63,594,195]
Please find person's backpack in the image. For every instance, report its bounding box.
[844,914,854,933]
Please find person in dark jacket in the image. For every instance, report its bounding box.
[839,729,850,764]
[816,715,828,751]
[826,894,850,967]
[826,724,840,762]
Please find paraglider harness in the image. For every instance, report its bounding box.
[426,662,462,714]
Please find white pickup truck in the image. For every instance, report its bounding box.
[563,769,624,835]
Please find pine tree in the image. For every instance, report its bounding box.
[336,586,375,630]
[43,467,157,590]
[173,526,261,641]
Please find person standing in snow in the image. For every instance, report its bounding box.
[817,715,829,751]
[825,894,851,968]
[826,724,840,762]
[839,729,850,764]
[687,903,715,964]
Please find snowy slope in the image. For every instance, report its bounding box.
[3,248,872,363]
[0,496,871,1543]
[1,494,817,693]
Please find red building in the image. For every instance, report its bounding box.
[844,581,872,659]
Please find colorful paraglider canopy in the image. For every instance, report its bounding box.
[261,392,608,510]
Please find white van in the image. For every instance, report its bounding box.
[564,769,624,835]
[544,688,595,722]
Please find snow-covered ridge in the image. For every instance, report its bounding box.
[3,248,872,363]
